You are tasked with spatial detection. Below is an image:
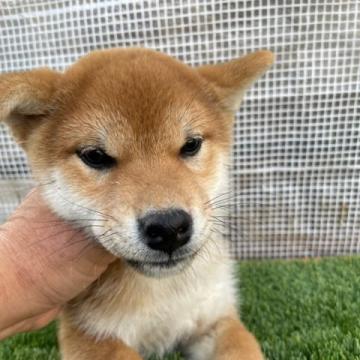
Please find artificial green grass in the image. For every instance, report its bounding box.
[1,257,359,359]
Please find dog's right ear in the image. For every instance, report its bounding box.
[197,51,274,114]
[0,68,61,148]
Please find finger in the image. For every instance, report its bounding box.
[0,307,60,341]
[17,188,116,268]
[1,188,115,306]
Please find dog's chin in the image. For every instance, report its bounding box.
[126,257,194,278]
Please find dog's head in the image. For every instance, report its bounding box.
[0,48,273,276]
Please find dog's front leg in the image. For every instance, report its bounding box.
[59,316,143,360]
[212,315,264,360]
[185,312,263,360]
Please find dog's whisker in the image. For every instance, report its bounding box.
[37,180,57,187]
[21,225,102,251]
[53,189,119,223]
[204,191,233,206]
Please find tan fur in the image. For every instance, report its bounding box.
[60,314,142,360]
[213,314,264,360]
[60,310,264,360]
[0,48,274,359]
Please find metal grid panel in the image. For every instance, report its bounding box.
[0,0,359,258]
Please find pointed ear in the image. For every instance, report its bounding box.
[0,68,61,147]
[197,50,275,113]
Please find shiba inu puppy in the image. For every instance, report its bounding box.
[0,48,274,359]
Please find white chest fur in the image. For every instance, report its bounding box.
[71,241,236,358]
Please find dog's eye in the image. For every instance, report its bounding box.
[180,137,203,157]
[77,147,116,170]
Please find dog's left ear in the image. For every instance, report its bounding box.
[197,50,274,113]
[0,68,61,147]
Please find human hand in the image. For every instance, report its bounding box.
[0,188,115,339]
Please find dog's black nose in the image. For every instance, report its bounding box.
[138,209,193,255]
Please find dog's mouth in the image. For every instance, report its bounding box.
[126,252,197,277]
[128,258,182,269]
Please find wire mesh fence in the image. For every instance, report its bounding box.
[0,0,359,258]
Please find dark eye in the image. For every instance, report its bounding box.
[180,137,203,157]
[77,147,116,170]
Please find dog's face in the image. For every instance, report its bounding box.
[0,48,273,276]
